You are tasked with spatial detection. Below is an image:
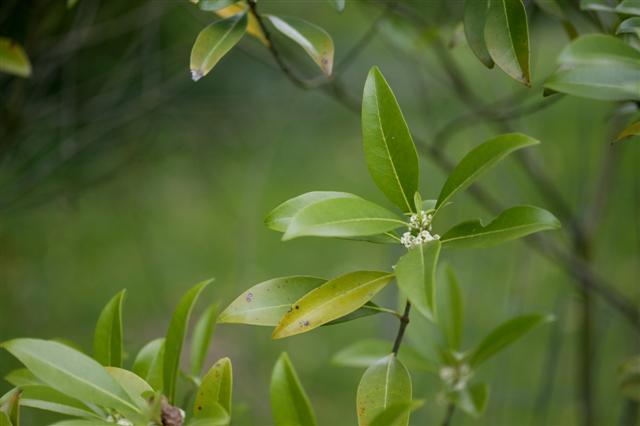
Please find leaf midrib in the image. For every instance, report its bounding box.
[442,222,551,243]
[199,14,243,71]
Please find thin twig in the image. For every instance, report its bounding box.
[391,301,411,355]
[441,402,455,426]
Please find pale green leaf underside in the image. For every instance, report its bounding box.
[463,0,494,68]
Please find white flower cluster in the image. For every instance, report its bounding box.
[439,363,472,391]
[400,210,440,248]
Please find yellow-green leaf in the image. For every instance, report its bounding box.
[356,355,412,426]
[270,353,316,426]
[93,290,125,368]
[272,271,394,339]
[216,4,268,45]
[615,120,640,143]
[194,357,233,418]
[0,38,32,78]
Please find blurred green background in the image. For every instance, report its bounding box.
[1,1,638,425]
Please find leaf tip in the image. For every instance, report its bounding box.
[191,69,204,82]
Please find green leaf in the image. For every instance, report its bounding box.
[545,34,640,101]
[463,0,494,68]
[328,0,346,12]
[456,382,489,417]
[270,353,317,426]
[0,38,32,78]
[105,367,153,411]
[0,413,10,426]
[356,355,412,426]
[370,400,424,426]
[443,266,463,350]
[266,192,359,232]
[282,197,405,241]
[617,0,640,15]
[580,0,616,12]
[132,338,164,391]
[615,120,640,142]
[362,67,420,213]
[324,302,383,326]
[190,12,247,81]
[163,279,213,404]
[198,0,237,11]
[0,339,139,416]
[4,369,40,387]
[332,339,438,373]
[435,133,539,213]
[395,241,441,321]
[469,314,553,367]
[441,206,560,249]
[190,304,219,376]
[534,0,566,19]
[265,15,334,75]
[93,290,125,368]
[194,357,233,418]
[272,271,394,339]
[218,276,325,326]
[484,0,531,85]
[19,385,101,419]
[189,410,230,426]
[49,421,112,426]
[617,17,640,37]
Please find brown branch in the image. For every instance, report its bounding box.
[441,402,455,426]
[391,301,411,355]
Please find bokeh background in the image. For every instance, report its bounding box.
[1,1,638,425]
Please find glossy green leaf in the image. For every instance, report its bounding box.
[463,0,494,68]
[132,338,164,390]
[0,339,139,416]
[469,314,553,367]
[105,367,152,410]
[0,38,32,78]
[435,133,539,212]
[190,304,218,376]
[617,17,640,37]
[272,271,394,339]
[395,241,441,321]
[164,279,213,403]
[580,0,615,12]
[332,339,438,373]
[362,67,419,213]
[615,120,640,142]
[265,15,334,75]
[443,266,463,350]
[356,355,412,426]
[49,421,112,426]
[190,12,247,81]
[485,0,531,85]
[456,382,489,417]
[370,400,424,426]
[19,385,100,419]
[617,0,640,15]
[189,406,230,426]
[219,276,324,326]
[93,290,125,368]
[270,353,316,426]
[199,0,237,11]
[266,192,359,232]
[441,206,560,249]
[545,34,640,101]
[283,197,405,241]
[194,357,233,418]
[4,369,40,387]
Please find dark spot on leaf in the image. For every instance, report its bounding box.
[197,406,202,411]
[303,320,310,326]
[246,292,254,302]
[295,305,299,310]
